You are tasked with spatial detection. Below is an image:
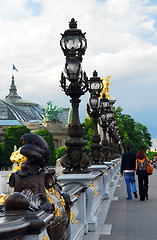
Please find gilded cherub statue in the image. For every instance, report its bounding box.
[100,76,112,98]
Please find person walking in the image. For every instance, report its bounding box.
[153,154,157,169]
[135,150,149,201]
[121,145,138,200]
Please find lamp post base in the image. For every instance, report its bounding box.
[60,126,91,174]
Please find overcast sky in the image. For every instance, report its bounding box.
[0,0,157,138]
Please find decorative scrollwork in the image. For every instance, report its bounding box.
[0,133,70,240]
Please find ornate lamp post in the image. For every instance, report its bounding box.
[87,70,103,164]
[110,121,118,158]
[99,94,113,161]
[113,124,123,158]
[60,18,90,173]
[107,118,118,160]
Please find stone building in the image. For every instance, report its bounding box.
[0,75,69,148]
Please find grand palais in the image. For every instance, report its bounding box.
[0,75,69,148]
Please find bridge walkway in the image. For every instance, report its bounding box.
[83,169,157,240]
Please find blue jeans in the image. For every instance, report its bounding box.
[124,172,137,199]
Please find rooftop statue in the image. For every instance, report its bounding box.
[45,101,63,121]
[0,133,70,240]
[100,76,112,98]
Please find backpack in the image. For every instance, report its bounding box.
[136,158,153,175]
[146,160,153,175]
[136,158,147,171]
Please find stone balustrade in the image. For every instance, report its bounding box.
[58,158,121,240]
[62,182,87,240]
[0,158,121,240]
[0,171,12,195]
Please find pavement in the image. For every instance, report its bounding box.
[83,169,157,240]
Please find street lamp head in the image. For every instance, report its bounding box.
[115,125,119,131]
[60,18,87,61]
[112,119,117,126]
[101,113,106,122]
[100,93,110,109]
[106,112,113,120]
[89,70,103,97]
[65,49,81,82]
[90,97,98,110]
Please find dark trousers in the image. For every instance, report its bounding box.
[137,170,148,200]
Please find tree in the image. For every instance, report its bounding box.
[56,147,66,160]
[82,117,94,153]
[114,106,152,153]
[147,151,157,161]
[134,122,152,152]
[35,129,56,166]
[0,143,5,169]
[3,126,30,168]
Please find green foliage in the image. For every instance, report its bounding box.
[82,107,152,155]
[35,129,56,166]
[147,151,157,160]
[0,143,5,168]
[82,118,94,141]
[82,117,94,153]
[3,126,30,168]
[56,147,66,160]
[114,106,152,153]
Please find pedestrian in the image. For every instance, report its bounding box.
[153,154,157,169]
[120,145,138,200]
[135,150,149,201]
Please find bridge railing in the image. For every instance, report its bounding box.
[58,158,121,240]
[0,158,121,240]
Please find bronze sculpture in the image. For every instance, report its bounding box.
[0,133,70,240]
[45,101,63,122]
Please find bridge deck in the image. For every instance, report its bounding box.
[83,169,157,240]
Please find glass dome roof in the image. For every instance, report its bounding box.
[0,75,45,123]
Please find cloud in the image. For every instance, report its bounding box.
[0,0,157,137]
